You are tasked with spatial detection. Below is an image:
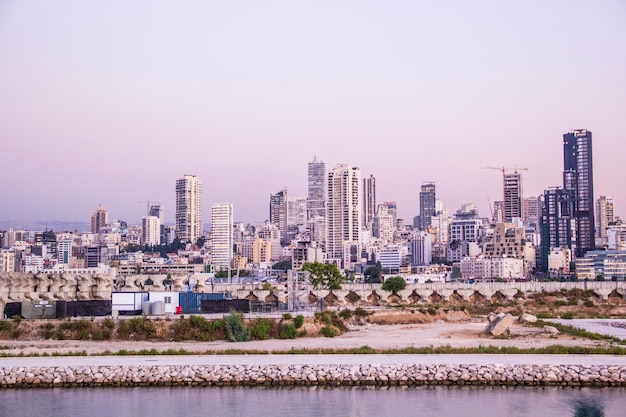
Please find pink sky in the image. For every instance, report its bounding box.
[1,1,625,225]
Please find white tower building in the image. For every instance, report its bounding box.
[211,203,233,271]
[175,174,202,243]
[326,165,362,266]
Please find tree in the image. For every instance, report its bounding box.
[364,265,383,283]
[272,259,292,271]
[382,276,407,294]
[302,262,344,290]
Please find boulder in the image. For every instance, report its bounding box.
[519,313,537,323]
[543,325,560,335]
[486,313,515,336]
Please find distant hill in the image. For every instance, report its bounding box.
[0,221,91,233]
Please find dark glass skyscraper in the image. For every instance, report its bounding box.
[419,182,436,230]
[563,129,595,257]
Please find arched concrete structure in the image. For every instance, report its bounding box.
[2,273,626,317]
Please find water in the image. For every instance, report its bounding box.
[1,386,624,417]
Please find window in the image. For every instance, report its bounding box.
[164,296,172,304]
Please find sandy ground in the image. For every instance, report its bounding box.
[0,320,616,356]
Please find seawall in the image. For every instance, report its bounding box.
[1,363,625,388]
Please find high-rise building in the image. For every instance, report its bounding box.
[149,204,165,224]
[418,182,436,230]
[307,157,326,220]
[287,196,307,227]
[540,187,574,271]
[503,171,523,222]
[522,196,541,228]
[596,196,614,239]
[492,201,505,224]
[382,202,397,226]
[149,204,166,245]
[563,129,595,256]
[431,200,450,244]
[411,231,432,266]
[363,175,376,231]
[211,203,233,271]
[269,188,288,245]
[373,204,395,242]
[326,165,362,265]
[90,205,108,234]
[141,216,161,246]
[175,174,203,243]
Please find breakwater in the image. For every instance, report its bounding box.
[2,363,625,388]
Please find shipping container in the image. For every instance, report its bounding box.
[178,292,230,314]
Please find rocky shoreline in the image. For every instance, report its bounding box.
[1,363,625,388]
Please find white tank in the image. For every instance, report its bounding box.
[142,301,152,315]
[151,300,165,316]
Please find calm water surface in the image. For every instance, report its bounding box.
[1,386,624,417]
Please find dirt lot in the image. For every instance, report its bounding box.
[0,308,616,356]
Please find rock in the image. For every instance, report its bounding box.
[543,325,559,335]
[486,313,516,336]
[519,313,537,323]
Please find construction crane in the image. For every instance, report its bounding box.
[483,166,528,176]
[138,200,164,216]
[486,196,494,223]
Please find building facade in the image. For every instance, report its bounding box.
[269,188,288,245]
[563,129,595,256]
[175,174,203,243]
[141,216,161,246]
[503,172,523,222]
[363,175,376,232]
[307,157,326,220]
[596,195,614,239]
[210,203,233,271]
[90,205,108,234]
[418,182,436,230]
[326,165,362,266]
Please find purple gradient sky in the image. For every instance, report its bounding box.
[1,1,625,226]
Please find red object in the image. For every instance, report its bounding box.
[175,306,182,314]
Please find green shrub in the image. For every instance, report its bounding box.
[553,300,566,308]
[338,309,353,319]
[103,318,115,329]
[320,326,336,337]
[279,323,298,339]
[224,310,249,342]
[0,320,13,331]
[583,300,595,308]
[282,313,293,320]
[117,317,158,340]
[354,307,370,317]
[568,297,579,306]
[294,315,304,329]
[562,311,574,319]
[249,318,272,340]
[171,316,225,342]
[39,323,55,339]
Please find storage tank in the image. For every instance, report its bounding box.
[142,301,152,315]
[151,300,165,316]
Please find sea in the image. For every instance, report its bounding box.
[0,385,624,417]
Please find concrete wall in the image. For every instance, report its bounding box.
[2,272,626,317]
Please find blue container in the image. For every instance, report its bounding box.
[178,292,229,314]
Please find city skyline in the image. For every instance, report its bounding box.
[1,2,625,225]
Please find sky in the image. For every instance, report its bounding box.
[1,1,625,226]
